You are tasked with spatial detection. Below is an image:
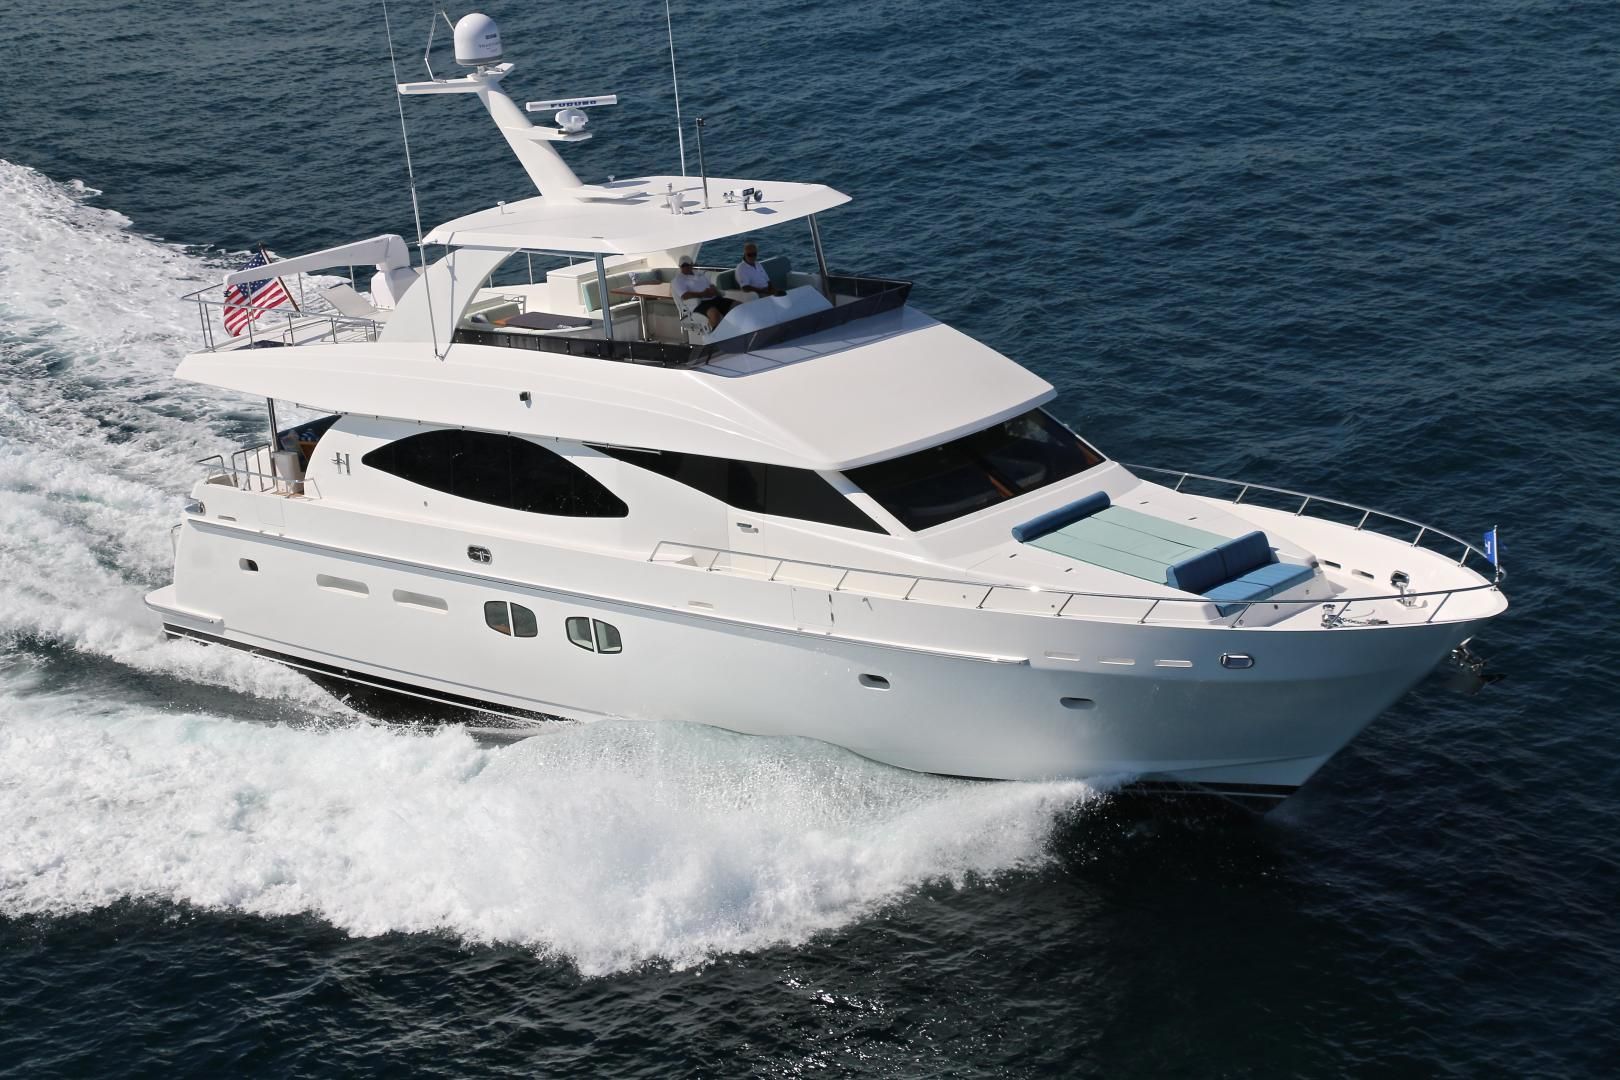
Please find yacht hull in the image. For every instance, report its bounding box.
[148,521,1484,809]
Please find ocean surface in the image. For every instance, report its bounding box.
[2,0,1618,1075]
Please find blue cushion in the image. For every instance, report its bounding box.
[1202,578,1274,616]
[1011,491,1111,543]
[1216,530,1273,580]
[1165,548,1227,595]
[1235,561,1314,593]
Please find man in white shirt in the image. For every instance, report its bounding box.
[672,256,736,330]
[733,242,782,298]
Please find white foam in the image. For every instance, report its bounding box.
[0,160,335,705]
[0,686,1100,974]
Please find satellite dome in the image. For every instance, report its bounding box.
[453,13,503,67]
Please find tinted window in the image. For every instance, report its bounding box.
[484,600,512,635]
[597,447,883,533]
[566,616,595,651]
[511,603,538,638]
[363,430,628,517]
[594,620,622,654]
[845,410,1104,531]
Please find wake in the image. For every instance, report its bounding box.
[0,680,1101,974]
[0,159,336,705]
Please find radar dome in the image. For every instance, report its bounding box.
[453,13,503,67]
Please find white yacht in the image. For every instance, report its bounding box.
[147,14,1507,811]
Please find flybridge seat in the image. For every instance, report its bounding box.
[580,257,794,315]
[1013,493,1315,615]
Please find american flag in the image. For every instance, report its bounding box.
[223,248,294,336]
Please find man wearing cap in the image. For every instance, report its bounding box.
[672,256,736,331]
[733,242,783,298]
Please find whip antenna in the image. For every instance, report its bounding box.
[381,0,442,359]
[665,0,687,175]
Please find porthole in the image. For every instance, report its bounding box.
[566,616,594,650]
[485,601,512,636]
[239,558,259,572]
[858,674,890,690]
[1060,697,1096,710]
[566,617,622,653]
[485,601,538,638]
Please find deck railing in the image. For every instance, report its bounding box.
[196,446,320,499]
[648,469,1503,627]
[1124,464,1502,579]
[181,285,384,353]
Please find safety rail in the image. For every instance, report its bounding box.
[181,285,384,353]
[196,448,320,499]
[1124,464,1503,581]
[648,473,1504,631]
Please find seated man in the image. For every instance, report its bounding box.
[733,242,783,298]
[672,256,736,331]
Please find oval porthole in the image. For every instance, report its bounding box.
[239,558,259,572]
[1060,697,1095,710]
[858,674,890,690]
[1220,653,1255,670]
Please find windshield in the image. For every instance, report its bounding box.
[844,409,1104,531]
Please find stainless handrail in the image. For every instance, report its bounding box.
[196,449,320,499]
[1125,463,1501,578]
[647,536,1502,627]
[181,285,384,353]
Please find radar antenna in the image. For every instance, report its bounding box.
[395,11,610,201]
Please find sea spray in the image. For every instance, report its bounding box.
[0,693,1101,975]
[0,160,338,705]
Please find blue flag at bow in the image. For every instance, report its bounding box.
[1483,527,1499,567]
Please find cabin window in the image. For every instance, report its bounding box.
[843,409,1104,531]
[363,429,628,517]
[566,616,622,653]
[596,446,884,533]
[485,600,537,638]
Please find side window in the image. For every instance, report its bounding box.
[565,616,594,651]
[484,600,512,636]
[565,617,622,653]
[596,446,883,533]
[485,600,537,638]
[363,430,628,517]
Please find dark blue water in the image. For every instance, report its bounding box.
[3,1,1618,1075]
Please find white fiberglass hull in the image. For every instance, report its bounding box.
[149,522,1484,808]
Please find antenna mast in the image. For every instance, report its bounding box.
[380,0,442,359]
[665,0,687,176]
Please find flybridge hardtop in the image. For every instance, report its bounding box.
[420,180,849,254]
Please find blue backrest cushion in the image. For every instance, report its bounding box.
[1217,530,1273,580]
[1011,491,1111,543]
[1165,548,1227,595]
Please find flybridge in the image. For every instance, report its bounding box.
[184,10,907,365]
